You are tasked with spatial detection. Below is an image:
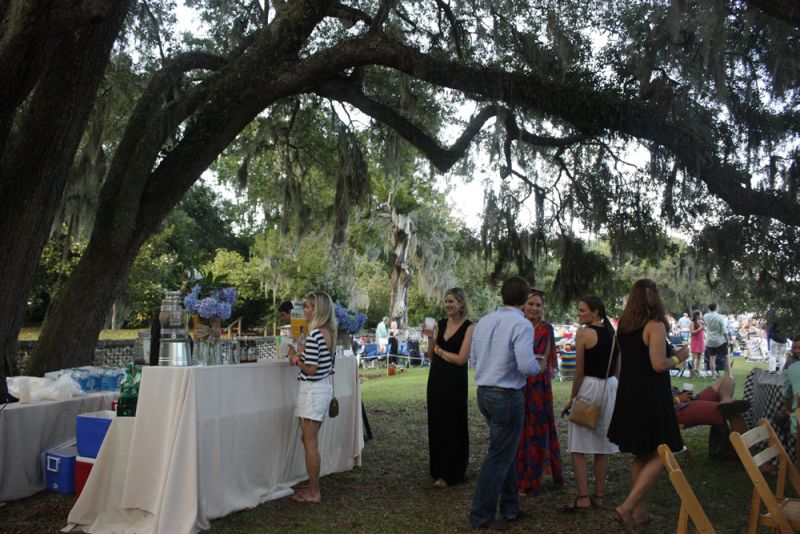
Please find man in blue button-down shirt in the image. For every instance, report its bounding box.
[468,276,540,530]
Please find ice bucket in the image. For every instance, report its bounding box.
[159,338,192,366]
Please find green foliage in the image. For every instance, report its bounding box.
[25,227,85,323]
[124,226,183,327]
[204,250,266,327]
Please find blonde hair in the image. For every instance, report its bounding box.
[306,291,337,345]
[445,287,470,318]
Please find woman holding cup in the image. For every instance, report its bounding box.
[516,289,565,496]
[607,279,689,531]
[424,287,474,489]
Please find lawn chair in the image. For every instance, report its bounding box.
[657,444,715,533]
[729,418,800,533]
[557,349,576,381]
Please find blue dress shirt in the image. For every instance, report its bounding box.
[470,306,540,390]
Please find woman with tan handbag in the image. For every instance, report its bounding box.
[560,295,620,512]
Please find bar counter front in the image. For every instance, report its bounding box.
[67,357,363,534]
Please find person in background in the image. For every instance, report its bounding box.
[376,316,389,354]
[767,305,788,373]
[689,310,705,378]
[278,300,293,325]
[516,289,565,497]
[608,279,689,532]
[671,376,749,433]
[704,303,730,378]
[286,291,336,503]
[469,276,540,530]
[677,312,692,344]
[560,296,619,512]
[424,288,475,489]
[781,340,800,440]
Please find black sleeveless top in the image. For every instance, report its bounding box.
[583,324,617,378]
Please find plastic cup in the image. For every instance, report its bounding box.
[682,383,694,392]
[424,317,436,330]
[17,377,31,404]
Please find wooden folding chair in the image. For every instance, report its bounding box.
[657,444,715,533]
[729,418,800,533]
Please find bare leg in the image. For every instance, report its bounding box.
[568,452,591,509]
[593,453,607,502]
[296,418,322,502]
[713,376,735,402]
[617,454,664,529]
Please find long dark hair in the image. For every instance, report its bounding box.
[581,294,615,341]
[692,310,702,329]
[618,279,669,334]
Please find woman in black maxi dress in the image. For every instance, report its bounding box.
[425,288,474,488]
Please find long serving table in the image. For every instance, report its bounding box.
[742,368,796,461]
[66,357,363,533]
[0,391,117,504]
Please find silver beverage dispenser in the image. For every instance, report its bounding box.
[158,290,192,366]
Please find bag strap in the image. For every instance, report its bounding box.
[597,331,617,402]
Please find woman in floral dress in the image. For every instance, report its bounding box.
[516,290,565,495]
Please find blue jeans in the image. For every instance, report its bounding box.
[469,386,525,527]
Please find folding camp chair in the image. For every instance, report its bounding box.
[729,418,800,533]
[657,444,715,533]
[558,349,576,381]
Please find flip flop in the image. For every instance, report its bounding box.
[634,513,662,527]
[609,508,637,533]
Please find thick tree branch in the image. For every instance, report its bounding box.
[315,76,495,171]
[314,33,800,226]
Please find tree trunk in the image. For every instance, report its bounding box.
[389,211,413,329]
[29,0,335,374]
[25,234,139,375]
[0,0,130,393]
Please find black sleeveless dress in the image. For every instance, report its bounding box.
[607,327,683,454]
[427,319,471,484]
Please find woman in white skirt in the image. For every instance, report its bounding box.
[287,291,336,503]
[560,295,620,512]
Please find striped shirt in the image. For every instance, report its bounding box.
[299,328,334,381]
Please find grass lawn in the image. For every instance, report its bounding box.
[2,357,777,532]
[18,327,142,341]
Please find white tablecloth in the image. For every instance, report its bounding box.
[67,357,363,533]
[0,392,117,503]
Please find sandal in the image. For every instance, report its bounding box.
[590,495,605,509]
[559,495,592,513]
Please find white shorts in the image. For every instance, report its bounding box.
[295,378,333,422]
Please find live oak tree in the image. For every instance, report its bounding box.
[2,0,798,387]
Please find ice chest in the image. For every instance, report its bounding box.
[75,456,96,498]
[76,410,115,458]
[45,443,77,494]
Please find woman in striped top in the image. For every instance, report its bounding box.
[287,291,336,503]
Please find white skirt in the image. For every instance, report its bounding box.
[295,378,333,422]
[567,376,620,454]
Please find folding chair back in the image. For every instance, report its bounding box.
[657,444,715,533]
[729,418,800,533]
